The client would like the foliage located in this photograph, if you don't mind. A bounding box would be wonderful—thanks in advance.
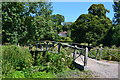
[35,51,73,73]
[111,25,120,47]
[52,14,65,33]
[2,45,33,77]
[63,22,72,31]
[113,1,120,25]
[52,14,65,25]
[102,46,120,61]
[89,45,120,61]
[71,4,112,46]
[2,2,57,45]
[56,36,72,42]
[88,4,110,17]
[6,71,25,78]
[56,69,93,78]
[24,71,56,78]
[110,1,120,47]
[2,2,27,44]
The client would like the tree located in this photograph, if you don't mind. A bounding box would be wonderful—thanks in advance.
[88,4,110,18]
[71,4,112,46]
[113,1,120,25]
[52,14,64,25]
[2,2,56,45]
[62,22,72,31]
[52,14,65,33]
[21,2,55,43]
[110,1,120,47]
[2,2,27,44]
[111,25,120,46]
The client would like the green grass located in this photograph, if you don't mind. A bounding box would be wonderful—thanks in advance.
[56,68,93,78]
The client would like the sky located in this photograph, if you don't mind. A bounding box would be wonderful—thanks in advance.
[52,2,114,22]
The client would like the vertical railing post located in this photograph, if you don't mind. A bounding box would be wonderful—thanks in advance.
[29,44,32,51]
[73,45,77,61]
[100,47,103,60]
[73,49,76,61]
[52,42,55,47]
[36,42,38,51]
[58,43,61,53]
[96,49,99,59]
[84,47,88,66]
[41,45,43,51]
[46,41,49,51]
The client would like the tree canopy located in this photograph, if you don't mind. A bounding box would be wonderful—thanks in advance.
[113,1,120,25]
[88,4,110,18]
[71,4,112,46]
[2,2,66,45]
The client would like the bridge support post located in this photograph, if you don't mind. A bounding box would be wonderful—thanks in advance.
[100,47,103,60]
[73,49,76,61]
[84,47,88,67]
[58,43,61,53]
[46,41,49,51]
[36,42,39,51]
[96,49,99,60]
[73,45,77,61]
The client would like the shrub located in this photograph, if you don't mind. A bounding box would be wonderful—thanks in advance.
[2,45,33,77]
[35,51,73,73]
[6,71,25,78]
[89,45,120,61]
[55,36,72,42]
[102,46,120,61]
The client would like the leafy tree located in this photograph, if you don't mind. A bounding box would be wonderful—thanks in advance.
[21,2,54,43]
[52,14,64,25]
[111,25,120,46]
[103,1,120,47]
[113,1,120,25]
[88,4,110,18]
[52,14,65,33]
[62,22,72,31]
[2,2,55,45]
[71,4,112,46]
[111,1,120,47]
[2,2,27,44]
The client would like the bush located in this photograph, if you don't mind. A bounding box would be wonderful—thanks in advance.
[55,36,72,42]
[35,51,73,73]
[6,71,25,78]
[2,45,33,77]
[102,46,120,61]
[89,45,120,61]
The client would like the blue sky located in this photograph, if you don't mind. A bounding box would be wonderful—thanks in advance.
[52,2,114,22]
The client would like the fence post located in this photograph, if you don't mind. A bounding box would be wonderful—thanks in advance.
[41,44,44,51]
[36,42,39,51]
[84,47,88,66]
[96,49,99,59]
[73,49,76,61]
[46,41,49,51]
[73,45,77,61]
[100,47,103,60]
[29,44,32,51]
[58,43,61,53]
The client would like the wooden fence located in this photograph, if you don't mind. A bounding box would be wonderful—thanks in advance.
[28,41,89,67]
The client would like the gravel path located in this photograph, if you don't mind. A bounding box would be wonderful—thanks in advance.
[74,54,118,78]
